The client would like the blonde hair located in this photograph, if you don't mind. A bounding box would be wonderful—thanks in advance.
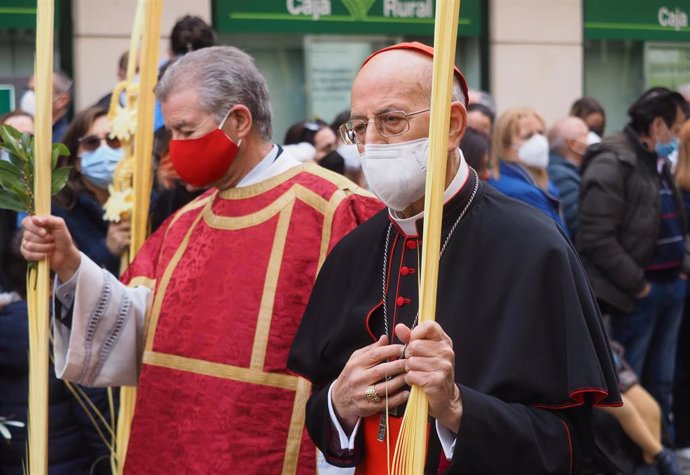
[491,107,548,189]
[675,120,690,191]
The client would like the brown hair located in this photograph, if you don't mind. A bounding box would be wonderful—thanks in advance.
[675,120,690,191]
[53,106,108,210]
[491,108,548,189]
[0,109,33,125]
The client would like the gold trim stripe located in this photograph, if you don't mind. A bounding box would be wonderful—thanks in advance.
[303,162,377,198]
[250,202,295,370]
[281,377,311,475]
[218,165,304,200]
[168,193,215,228]
[292,185,329,213]
[143,350,300,391]
[316,190,348,272]
[144,208,206,351]
[127,276,156,290]
[204,189,295,230]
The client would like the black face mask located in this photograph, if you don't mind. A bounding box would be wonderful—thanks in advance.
[319,150,345,175]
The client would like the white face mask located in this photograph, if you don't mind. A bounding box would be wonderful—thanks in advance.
[518,134,549,169]
[19,90,36,116]
[586,130,601,145]
[361,137,428,211]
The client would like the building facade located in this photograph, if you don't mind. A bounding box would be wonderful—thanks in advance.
[0,0,688,141]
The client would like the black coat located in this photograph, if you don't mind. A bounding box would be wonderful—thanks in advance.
[577,126,689,313]
[0,300,116,475]
[289,175,621,474]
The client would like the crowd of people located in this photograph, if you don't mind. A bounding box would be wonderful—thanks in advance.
[1,13,690,475]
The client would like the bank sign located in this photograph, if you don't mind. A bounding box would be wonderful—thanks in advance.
[585,0,690,41]
[214,0,482,37]
[0,0,63,29]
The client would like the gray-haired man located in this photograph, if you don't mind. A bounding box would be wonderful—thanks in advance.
[21,46,381,473]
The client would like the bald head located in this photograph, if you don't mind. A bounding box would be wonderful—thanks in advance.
[548,116,588,163]
[353,49,465,110]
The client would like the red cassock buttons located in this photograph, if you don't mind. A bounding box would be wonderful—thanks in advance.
[406,240,417,250]
[400,266,410,276]
[396,297,411,307]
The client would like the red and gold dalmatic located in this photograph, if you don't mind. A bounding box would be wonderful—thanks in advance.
[119,164,381,474]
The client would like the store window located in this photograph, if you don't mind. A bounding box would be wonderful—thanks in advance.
[583,0,690,134]
[214,0,485,143]
[0,1,65,115]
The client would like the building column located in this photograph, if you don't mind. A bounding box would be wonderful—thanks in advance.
[489,0,583,124]
[71,0,211,110]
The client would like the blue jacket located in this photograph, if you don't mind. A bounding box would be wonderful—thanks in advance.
[548,153,582,238]
[489,161,567,233]
[0,299,116,475]
[53,191,120,276]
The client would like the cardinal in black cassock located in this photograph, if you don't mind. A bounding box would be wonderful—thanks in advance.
[288,42,621,475]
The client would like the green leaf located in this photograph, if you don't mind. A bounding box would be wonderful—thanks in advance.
[51,167,71,196]
[0,189,26,212]
[0,159,21,177]
[6,180,30,209]
[0,126,21,158]
[51,143,69,169]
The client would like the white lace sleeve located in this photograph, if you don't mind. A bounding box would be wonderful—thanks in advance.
[53,252,152,387]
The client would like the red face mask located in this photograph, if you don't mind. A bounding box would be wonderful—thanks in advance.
[169,112,240,187]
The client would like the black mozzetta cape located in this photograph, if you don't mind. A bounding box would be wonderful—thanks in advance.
[288,174,621,474]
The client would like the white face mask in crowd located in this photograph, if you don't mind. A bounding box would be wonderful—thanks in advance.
[518,133,549,169]
[586,130,601,145]
[360,137,429,212]
[19,90,36,116]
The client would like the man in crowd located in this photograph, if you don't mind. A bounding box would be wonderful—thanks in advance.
[19,70,72,142]
[288,42,620,474]
[21,46,381,473]
[578,87,689,430]
[547,115,589,237]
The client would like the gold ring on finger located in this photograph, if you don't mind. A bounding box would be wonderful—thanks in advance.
[364,385,381,403]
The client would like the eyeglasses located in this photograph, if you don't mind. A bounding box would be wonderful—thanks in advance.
[79,134,122,151]
[339,108,430,145]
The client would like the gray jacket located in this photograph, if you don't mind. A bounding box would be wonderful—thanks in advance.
[577,126,689,313]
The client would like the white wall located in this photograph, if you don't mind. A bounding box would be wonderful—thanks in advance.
[72,0,211,110]
[489,0,583,126]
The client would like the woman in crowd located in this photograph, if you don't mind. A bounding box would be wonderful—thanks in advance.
[0,110,34,289]
[488,107,565,231]
[53,106,130,277]
[601,342,683,474]
[283,119,343,174]
[1,109,117,473]
[570,96,607,142]
[460,126,491,180]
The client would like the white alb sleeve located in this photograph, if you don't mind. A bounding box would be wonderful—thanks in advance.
[53,252,152,387]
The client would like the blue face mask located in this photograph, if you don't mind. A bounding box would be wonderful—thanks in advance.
[655,123,680,158]
[79,145,124,189]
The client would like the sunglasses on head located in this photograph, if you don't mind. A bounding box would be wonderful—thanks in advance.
[79,134,122,152]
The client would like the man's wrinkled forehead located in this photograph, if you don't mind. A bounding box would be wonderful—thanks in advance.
[351,52,430,114]
[360,41,468,105]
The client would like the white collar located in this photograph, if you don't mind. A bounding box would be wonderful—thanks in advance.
[389,150,470,236]
[236,145,301,188]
